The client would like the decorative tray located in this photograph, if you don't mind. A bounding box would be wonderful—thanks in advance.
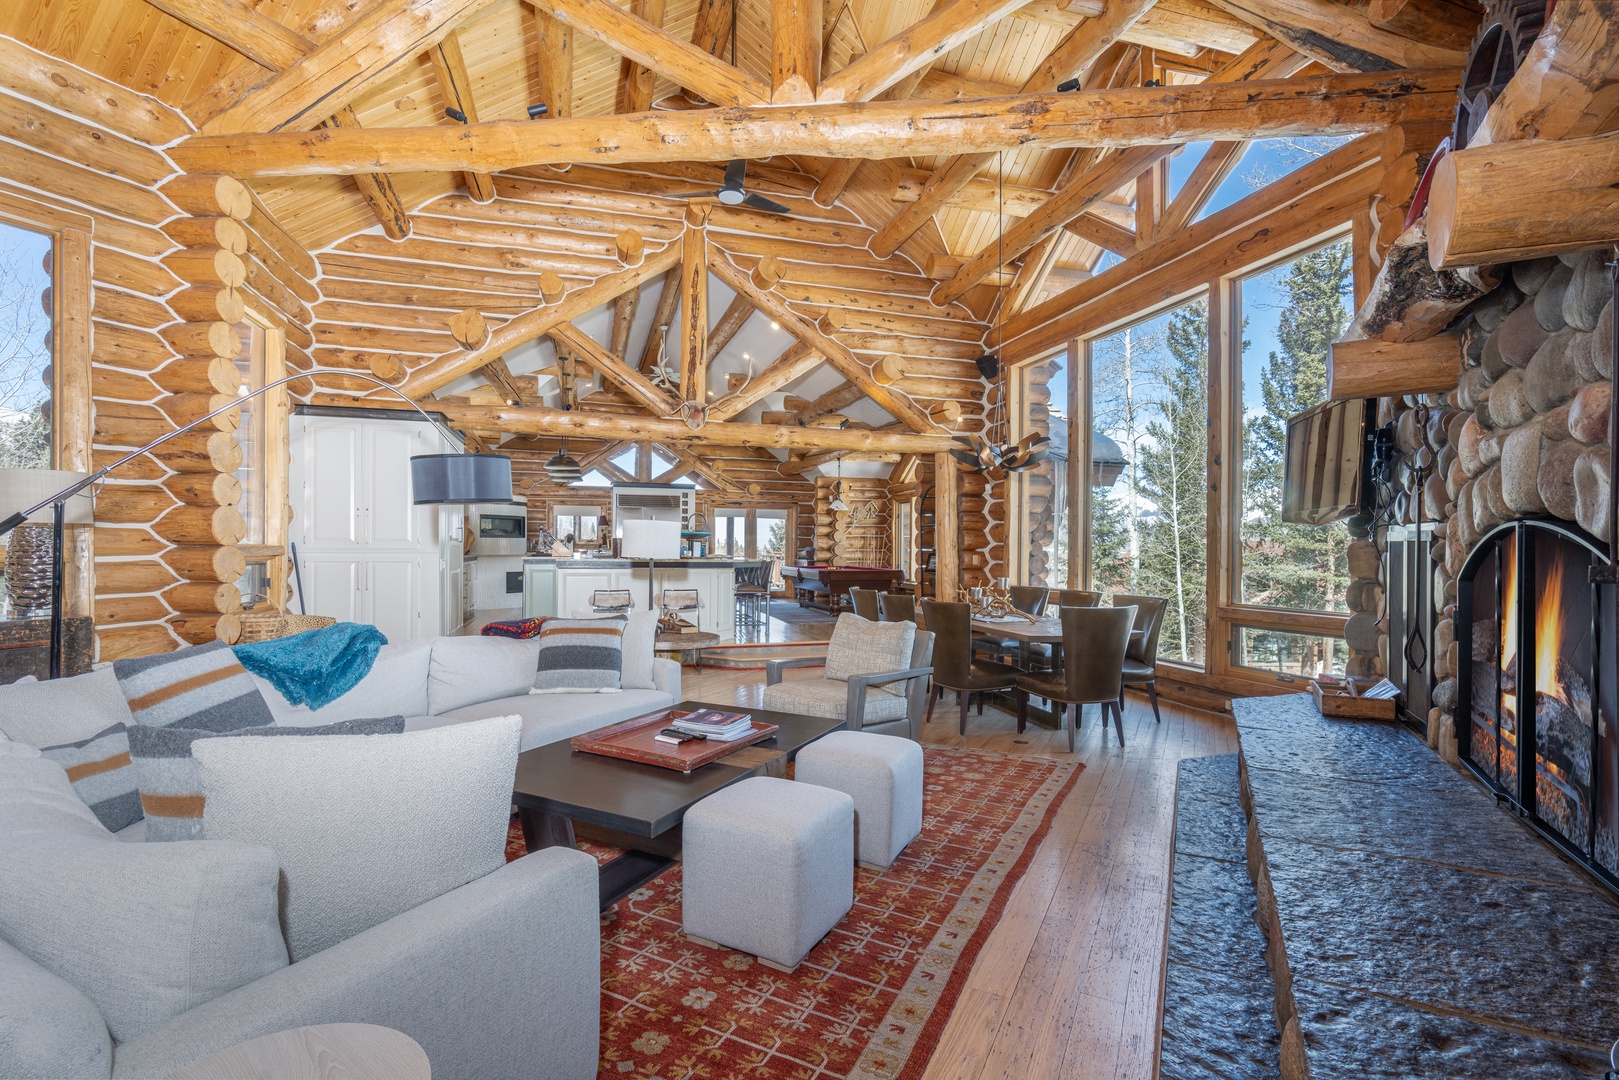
[571,709,779,772]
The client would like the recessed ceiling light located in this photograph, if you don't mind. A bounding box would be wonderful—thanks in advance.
[770,321,780,331]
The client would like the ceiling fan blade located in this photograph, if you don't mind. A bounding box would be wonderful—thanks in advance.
[666,191,719,200]
[724,158,747,190]
[740,192,792,215]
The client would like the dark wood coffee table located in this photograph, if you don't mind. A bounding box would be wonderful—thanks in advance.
[512,701,846,910]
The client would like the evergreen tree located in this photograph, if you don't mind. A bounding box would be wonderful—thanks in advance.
[1089,489,1133,594]
[1240,242,1353,671]
[1135,301,1209,663]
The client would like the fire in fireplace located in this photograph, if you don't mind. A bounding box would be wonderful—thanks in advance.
[1459,521,1619,889]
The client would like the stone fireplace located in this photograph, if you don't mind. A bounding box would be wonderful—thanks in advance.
[1458,521,1619,886]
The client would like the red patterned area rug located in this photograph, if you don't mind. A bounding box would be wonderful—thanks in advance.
[506,746,1081,1080]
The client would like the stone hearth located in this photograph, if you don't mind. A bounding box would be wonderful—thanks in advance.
[1231,694,1618,1079]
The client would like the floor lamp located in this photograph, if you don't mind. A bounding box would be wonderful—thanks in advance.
[0,372,511,679]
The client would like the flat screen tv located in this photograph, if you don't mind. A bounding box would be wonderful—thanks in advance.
[1282,398,1370,526]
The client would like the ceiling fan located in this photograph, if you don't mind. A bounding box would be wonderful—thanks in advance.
[667,159,791,215]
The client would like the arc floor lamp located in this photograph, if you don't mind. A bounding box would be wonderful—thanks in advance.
[0,372,512,679]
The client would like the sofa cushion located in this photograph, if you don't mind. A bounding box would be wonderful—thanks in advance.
[39,723,141,833]
[0,754,286,1044]
[438,689,676,751]
[572,608,658,690]
[0,667,135,748]
[195,715,521,962]
[427,636,541,714]
[762,679,907,722]
[113,641,275,733]
[824,614,916,684]
[531,616,624,694]
[128,716,406,842]
[254,639,432,726]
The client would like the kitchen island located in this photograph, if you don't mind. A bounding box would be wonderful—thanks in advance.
[522,557,766,639]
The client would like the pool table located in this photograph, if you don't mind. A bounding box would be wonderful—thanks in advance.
[782,565,905,612]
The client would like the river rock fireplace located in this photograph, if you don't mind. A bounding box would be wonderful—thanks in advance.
[1459,520,1619,887]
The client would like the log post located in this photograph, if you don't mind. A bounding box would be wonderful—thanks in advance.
[933,452,960,602]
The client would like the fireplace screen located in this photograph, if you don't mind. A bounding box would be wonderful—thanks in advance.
[1459,521,1618,886]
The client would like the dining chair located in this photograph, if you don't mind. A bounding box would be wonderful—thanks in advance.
[849,588,881,621]
[1112,593,1168,723]
[998,586,1051,668]
[878,592,916,623]
[1014,604,1136,750]
[921,601,1020,735]
[1055,589,1102,608]
[1007,586,1049,616]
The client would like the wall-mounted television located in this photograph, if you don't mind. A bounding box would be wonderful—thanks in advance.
[1282,398,1371,526]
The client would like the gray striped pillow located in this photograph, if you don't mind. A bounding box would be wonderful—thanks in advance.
[531,616,625,694]
[39,723,141,833]
[113,640,275,732]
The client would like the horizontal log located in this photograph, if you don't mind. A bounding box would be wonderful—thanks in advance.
[160,321,241,359]
[92,249,182,299]
[90,366,161,403]
[96,595,171,627]
[246,191,319,280]
[163,545,248,583]
[164,582,244,614]
[95,559,180,595]
[162,472,243,507]
[93,484,178,524]
[153,356,242,395]
[169,613,241,646]
[1427,131,1619,268]
[93,526,165,557]
[162,217,249,254]
[1327,332,1461,399]
[91,286,174,330]
[93,321,175,373]
[167,286,246,325]
[1353,220,1497,343]
[96,623,180,660]
[162,248,247,288]
[161,175,253,219]
[170,71,1460,176]
[151,430,243,475]
[153,505,246,546]
[156,393,240,432]
[243,253,313,323]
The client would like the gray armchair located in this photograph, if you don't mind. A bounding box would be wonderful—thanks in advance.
[762,630,934,741]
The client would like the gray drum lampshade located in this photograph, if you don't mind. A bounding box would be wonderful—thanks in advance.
[410,454,513,504]
[0,468,95,524]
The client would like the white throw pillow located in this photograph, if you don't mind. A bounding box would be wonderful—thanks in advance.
[824,613,917,683]
[0,755,286,1043]
[195,715,522,962]
[0,667,136,747]
[427,636,543,714]
[254,639,433,726]
[572,608,658,690]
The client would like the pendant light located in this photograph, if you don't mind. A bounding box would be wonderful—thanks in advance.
[828,454,850,512]
[544,438,582,483]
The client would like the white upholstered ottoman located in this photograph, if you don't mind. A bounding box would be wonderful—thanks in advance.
[795,730,924,869]
[681,776,854,971]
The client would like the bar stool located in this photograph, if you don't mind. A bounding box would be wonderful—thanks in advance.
[734,563,771,638]
[589,589,633,614]
[661,588,701,629]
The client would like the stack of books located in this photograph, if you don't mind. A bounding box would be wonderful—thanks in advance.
[670,709,755,742]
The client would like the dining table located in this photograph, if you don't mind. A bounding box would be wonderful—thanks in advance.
[968,614,1143,728]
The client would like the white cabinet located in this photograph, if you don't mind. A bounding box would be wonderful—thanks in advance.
[290,414,465,642]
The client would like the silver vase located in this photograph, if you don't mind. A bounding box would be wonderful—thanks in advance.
[5,523,54,616]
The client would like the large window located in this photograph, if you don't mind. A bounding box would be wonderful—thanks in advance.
[712,506,794,590]
[1089,296,1209,665]
[0,220,54,468]
[893,501,913,581]
[1018,352,1068,588]
[1236,241,1354,615]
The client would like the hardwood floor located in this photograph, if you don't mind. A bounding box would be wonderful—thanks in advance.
[669,610,1239,1080]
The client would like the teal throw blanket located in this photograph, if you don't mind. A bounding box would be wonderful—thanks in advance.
[234,622,388,711]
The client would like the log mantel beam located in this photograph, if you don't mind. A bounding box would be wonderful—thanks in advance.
[1205,0,1467,72]
[170,70,1461,177]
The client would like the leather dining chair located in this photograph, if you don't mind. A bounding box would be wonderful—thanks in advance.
[1055,589,1102,608]
[1014,604,1136,750]
[1008,586,1049,616]
[921,600,1020,735]
[1112,593,1168,723]
[849,588,881,621]
[878,592,916,623]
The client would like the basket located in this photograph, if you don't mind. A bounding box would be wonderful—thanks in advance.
[236,609,336,643]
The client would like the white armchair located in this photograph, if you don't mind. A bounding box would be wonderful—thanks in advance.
[762,615,934,741]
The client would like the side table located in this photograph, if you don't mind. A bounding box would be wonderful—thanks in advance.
[655,630,721,669]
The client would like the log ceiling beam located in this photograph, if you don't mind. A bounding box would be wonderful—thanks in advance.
[1155,139,1245,236]
[1204,0,1467,72]
[653,445,742,490]
[400,242,682,399]
[141,0,307,69]
[172,68,1458,177]
[637,267,683,373]
[679,215,709,403]
[707,249,940,434]
[534,6,574,118]
[690,0,735,58]
[867,27,1147,258]
[706,292,755,357]
[890,165,1135,226]
[323,111,413,239]
[816,0,1030,104]
[427,32,495,201]
[808,67,931,208]
[931,37,1312,303]
[480,357,526,405]
[789,380,865,425]
[200,0,500,134]
[772,0,822,104]
[616,0,668,113]
[410,400,962,452]
[549,321,681,416]
[528,0,771,106]
[1064,209,1138,257]
[707,341,822,421]
[1000,232,1063,319]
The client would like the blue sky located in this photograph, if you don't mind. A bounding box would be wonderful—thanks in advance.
[0,220,53,416]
